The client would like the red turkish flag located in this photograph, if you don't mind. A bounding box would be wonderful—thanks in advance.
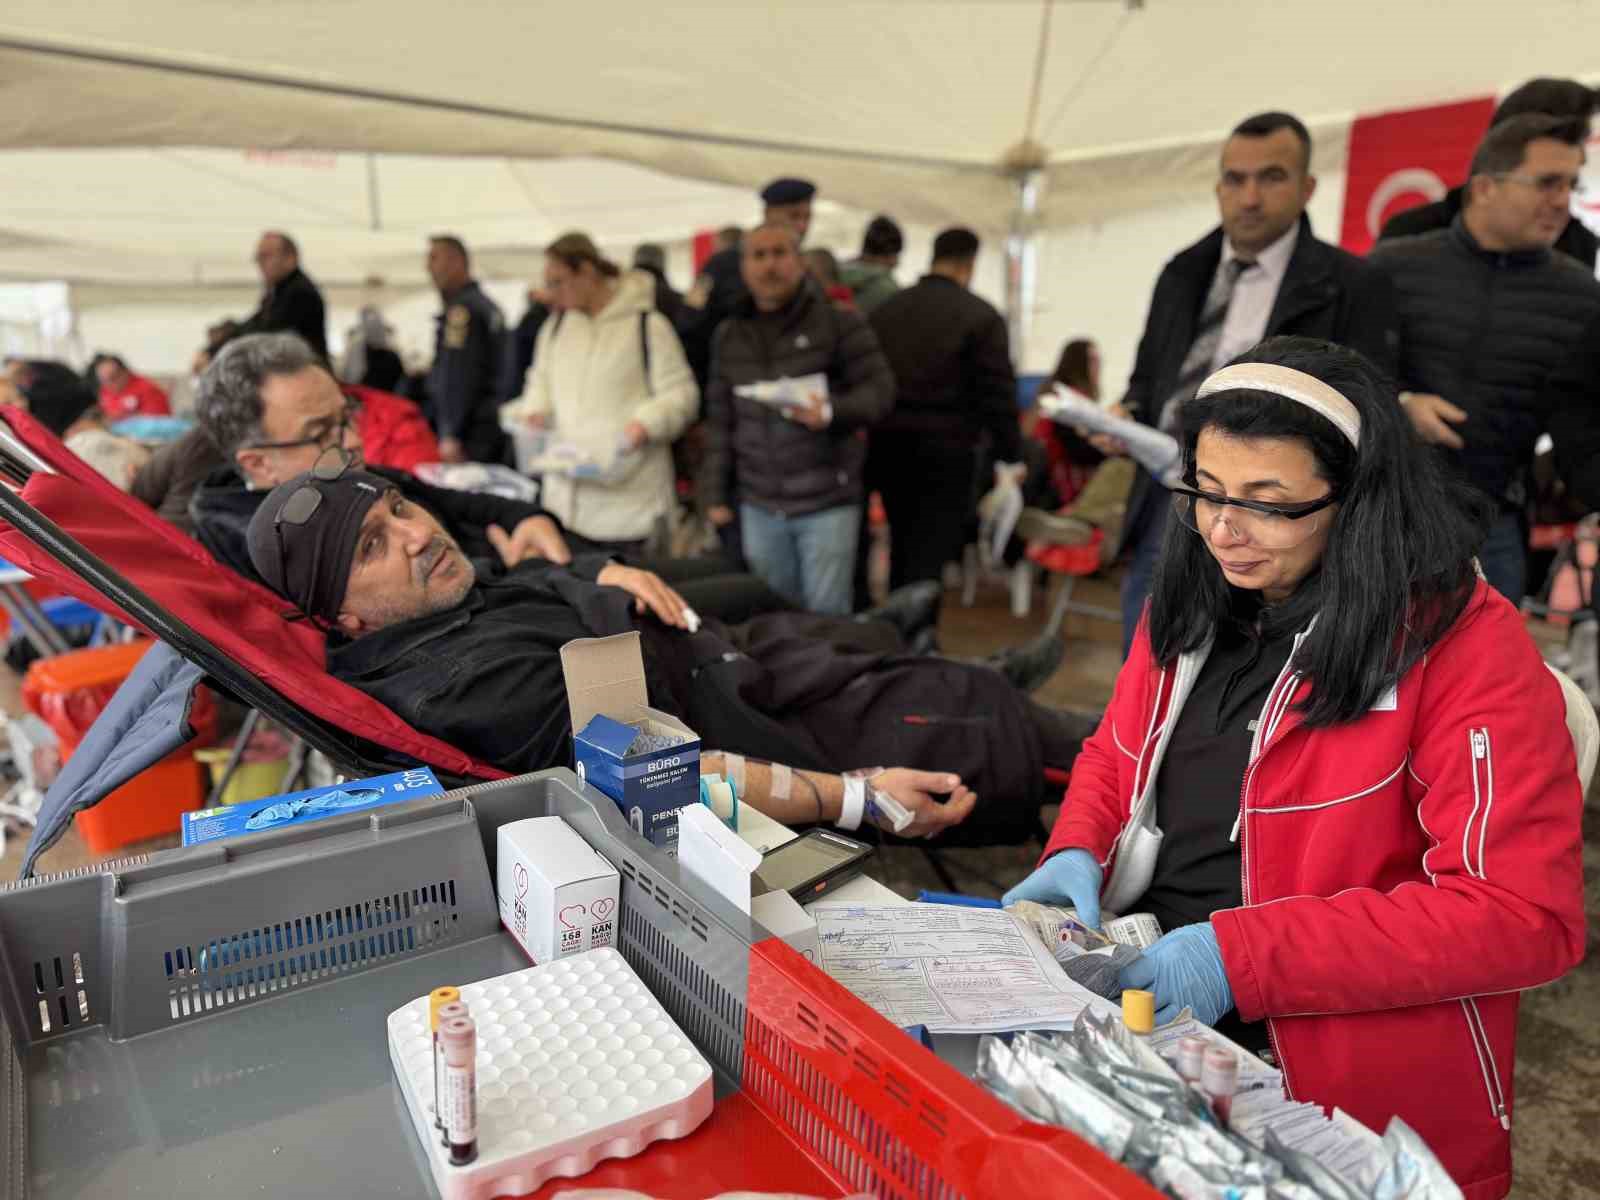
[1340,96,1496,255]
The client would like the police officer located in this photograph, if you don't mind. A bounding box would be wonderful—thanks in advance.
[425,234,509,464]
[680,177,816,385]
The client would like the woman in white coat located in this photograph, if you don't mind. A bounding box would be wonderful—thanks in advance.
[506,232,699,554]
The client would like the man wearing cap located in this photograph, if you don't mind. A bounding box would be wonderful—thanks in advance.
[247,467,1098,846]
[680,177,816,385]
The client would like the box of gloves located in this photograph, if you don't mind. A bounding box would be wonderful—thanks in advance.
[179,767,443,845]
[561,632,700,854]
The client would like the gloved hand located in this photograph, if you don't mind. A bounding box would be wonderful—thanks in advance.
[1119,923,1234,1026]
[1002,847,1102,929]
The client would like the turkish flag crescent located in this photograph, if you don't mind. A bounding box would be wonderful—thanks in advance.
[1340,96,1496,255]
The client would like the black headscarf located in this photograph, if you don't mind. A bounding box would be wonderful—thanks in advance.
[246,469,390,622]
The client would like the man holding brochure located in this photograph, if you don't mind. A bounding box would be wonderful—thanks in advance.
[699,223,895,615]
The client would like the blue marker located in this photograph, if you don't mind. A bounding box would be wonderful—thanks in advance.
[915,891,1003,909]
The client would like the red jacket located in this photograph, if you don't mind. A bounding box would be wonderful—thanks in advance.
[348,385,439,475]
[1043,582,1585,1200]
[99,374,170,419]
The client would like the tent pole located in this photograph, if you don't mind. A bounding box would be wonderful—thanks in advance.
[1005,167,1041,372]
[366,152,381,231]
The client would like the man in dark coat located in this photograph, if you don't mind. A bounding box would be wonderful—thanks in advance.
[698,222,895,615]
[868,227,1019,590]
[1369,114,1600,602]
[1379,77,1598,270]
[233,231,328,359]
[1108,112,1398,655]
[424,234,509,464]
[679,178,816,384]
[246,468,1098,846]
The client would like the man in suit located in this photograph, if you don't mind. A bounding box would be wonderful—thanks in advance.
[1107,111,1398,655]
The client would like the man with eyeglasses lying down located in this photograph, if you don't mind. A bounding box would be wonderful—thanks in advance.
[242,461,1102,848]
[1368,112,1600,605]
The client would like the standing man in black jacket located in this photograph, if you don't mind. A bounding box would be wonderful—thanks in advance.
[1369,114,1600,603]
[699,223,895,615]
[1108,111,1397,655]
[1379,78,1598,270]
[868,227,1019,591]
[424,234,509,465]
[680,178,816,385]
[234,231,328,360]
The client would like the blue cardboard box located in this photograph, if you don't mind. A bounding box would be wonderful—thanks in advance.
[180,767,444,845]
[560,632,700,854]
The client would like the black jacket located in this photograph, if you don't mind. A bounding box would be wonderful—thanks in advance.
[1120,216,1399,550]
[426,280,508,462]
[678,246,746,384]
[868,274,1020,461]
[330,562,635,775]
[637,264,686,330]
[699,279,895,515]
[236,267,328,359]
[499,299,551,404]
[1379,186,1600,270]
[1368,219,1600,508]
[188,463,557,587]
[329,564,1050,841]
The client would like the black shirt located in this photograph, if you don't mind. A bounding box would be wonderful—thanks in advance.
[1138,610,1295,934]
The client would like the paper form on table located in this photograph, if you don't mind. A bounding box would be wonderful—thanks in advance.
[811,902,1121,1035]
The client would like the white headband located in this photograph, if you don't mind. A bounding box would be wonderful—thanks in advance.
[1194,363,1362,449]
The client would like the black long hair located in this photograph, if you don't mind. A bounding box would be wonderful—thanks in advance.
[1148,336,1493,727]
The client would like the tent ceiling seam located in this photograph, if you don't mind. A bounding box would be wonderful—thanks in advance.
[0,35,998,174]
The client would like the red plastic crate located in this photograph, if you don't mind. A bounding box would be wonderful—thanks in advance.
[740,939,1161,1199]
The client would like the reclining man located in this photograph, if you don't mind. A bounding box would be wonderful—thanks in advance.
[245,465,1098,845]
[190,332,814,628]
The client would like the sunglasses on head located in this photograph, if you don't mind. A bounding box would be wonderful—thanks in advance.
[271,446,352,593]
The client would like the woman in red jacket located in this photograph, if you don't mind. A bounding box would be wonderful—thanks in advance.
[1005,336,1585,1200]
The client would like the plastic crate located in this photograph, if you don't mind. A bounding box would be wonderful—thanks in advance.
[0,769,1157,1200]
[69,747,204,853]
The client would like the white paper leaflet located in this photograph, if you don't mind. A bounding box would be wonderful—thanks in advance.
[812,902,1121,1034]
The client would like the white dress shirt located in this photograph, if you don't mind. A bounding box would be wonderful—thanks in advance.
[1211,223,1300,370]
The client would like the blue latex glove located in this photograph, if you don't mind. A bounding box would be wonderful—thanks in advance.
[1119,923,1234,1026]
[1002,847,1102,929]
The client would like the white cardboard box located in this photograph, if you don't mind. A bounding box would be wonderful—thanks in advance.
[677,803,762,914]
[751,889,821,966]
[497,817,620,964]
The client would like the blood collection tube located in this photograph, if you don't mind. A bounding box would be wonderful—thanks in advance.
[441,1014,479,1165]
[1201,1046,1239,1124]
[428,987,460,1132]
[1175,1035,1208,1084]
[434,1001,470,1140]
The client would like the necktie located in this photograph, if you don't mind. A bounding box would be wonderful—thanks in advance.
[1158,258,1256,433]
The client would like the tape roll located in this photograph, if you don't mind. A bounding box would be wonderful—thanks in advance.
[700,777,737,823]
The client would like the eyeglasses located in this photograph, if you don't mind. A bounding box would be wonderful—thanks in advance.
[245,397,360,452]
[271,446,352,589]
[1495,172,1586,199]
[1170,485,1339,548]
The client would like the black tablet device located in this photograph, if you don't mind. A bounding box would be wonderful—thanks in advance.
[753,829,874,902]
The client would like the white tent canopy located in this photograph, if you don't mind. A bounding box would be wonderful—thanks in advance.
[2,2,1599,374]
